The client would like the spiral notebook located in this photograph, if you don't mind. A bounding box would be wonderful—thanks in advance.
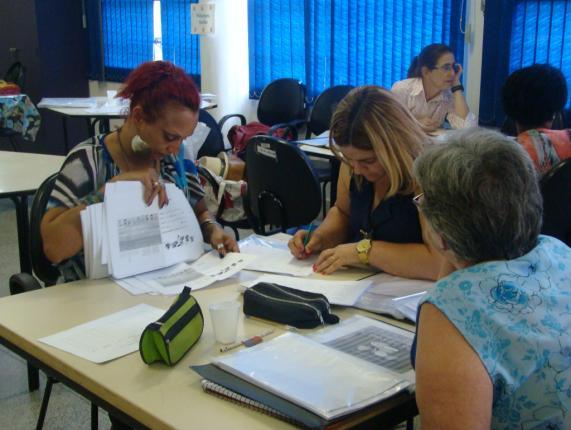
[200,379,304,427]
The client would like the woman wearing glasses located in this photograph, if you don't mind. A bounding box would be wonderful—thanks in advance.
[392,43,477,131]
[288,86,442,280]
[412,128,571,428]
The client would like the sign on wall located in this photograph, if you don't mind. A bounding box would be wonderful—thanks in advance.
[191,3,215,35]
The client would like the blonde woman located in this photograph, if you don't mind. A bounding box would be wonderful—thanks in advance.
[288,86,441,280]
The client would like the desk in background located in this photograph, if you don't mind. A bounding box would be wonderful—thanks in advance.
[39,97,218,153]
[0,278,417,429]
[0,151,64,273]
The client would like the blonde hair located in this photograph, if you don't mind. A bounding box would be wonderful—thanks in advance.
[330,85,428,197]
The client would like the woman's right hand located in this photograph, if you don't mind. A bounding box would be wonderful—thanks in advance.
[288,229,324,260]
[111,168,169,208]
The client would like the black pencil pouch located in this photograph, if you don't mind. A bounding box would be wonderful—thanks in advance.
[243,282,340,329]
[139,287,204,366]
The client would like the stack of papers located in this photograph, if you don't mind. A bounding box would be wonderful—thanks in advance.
[38,97,97,108]
[81,181,204,279]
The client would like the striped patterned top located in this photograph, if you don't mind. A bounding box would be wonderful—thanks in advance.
[48,134,205,281]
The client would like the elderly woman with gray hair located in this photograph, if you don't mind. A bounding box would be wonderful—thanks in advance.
[412,128,571,429]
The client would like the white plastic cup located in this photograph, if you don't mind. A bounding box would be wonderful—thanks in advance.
[209,301,241,344]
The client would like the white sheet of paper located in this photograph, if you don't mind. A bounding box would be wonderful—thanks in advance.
[104,182,203,279]
[241,274,371,306]
[240,243,314,277]
[38,304,165,363]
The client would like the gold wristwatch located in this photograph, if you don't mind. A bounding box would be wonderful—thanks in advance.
[356,239,372,265]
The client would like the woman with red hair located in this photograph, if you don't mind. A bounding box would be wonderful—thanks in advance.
[42,61,238,281]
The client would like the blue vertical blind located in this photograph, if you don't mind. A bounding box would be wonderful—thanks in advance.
[509,1,571,105]
[248,0,466,99]
[161,0,201,85]
[101,0,154,82]
[480,0,571,125]
[87,0,201,82]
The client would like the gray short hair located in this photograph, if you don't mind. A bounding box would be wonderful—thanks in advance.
[413,128,542,263]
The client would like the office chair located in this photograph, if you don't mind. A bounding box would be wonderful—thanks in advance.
[197,109,226,158]
[540,158,571,246]
[305,85,353,139]
[220,78,307,141]
[304,85,354,215]
[244,135,321,235]
[9,173,98,430]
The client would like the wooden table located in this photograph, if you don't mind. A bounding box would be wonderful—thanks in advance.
[0,151,64,273]
[0,278,417,429]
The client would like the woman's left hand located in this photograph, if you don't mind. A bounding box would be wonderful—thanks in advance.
[313,243,360,275]
[208,225,239,257]
[453,63,463,85]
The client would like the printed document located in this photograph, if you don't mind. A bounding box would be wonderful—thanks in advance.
[81,181,204,279]
[115,251,257,295]
[39,304,165,363]
[240,243,314,277]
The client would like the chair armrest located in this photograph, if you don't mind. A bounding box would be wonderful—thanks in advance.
[9,272,42,295]
[219,114,247,130]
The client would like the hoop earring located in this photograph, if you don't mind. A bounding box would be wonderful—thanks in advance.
[131,135,150,155]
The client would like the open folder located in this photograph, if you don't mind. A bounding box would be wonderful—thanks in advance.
[192,316,415,428]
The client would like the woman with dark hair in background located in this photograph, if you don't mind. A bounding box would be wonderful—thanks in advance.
[392,43,476,131]
[41,61,238,282]
[502,63,571,174]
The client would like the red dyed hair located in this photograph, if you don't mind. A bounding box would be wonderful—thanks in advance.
[118,61,200,123]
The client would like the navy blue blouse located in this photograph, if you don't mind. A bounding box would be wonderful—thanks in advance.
[348,178,422,244]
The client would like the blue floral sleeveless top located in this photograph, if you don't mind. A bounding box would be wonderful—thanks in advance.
[417,235,571,429]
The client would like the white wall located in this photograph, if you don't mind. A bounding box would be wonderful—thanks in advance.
[464,0,485,117]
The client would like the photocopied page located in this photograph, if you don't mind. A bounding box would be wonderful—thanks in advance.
[241,274,371,306]
[104,181,203,279]
[214,332,409,421]
[309,315,415,384]
[38,304,165,363]
[115,251,258,295]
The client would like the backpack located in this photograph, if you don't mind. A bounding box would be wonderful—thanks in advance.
[227,121,270,159]
[198,165,247,223]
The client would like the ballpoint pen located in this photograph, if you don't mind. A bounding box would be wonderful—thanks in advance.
[220,329,275,353]
[303,223,315,255]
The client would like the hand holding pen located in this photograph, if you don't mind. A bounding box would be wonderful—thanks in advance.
[288,223,322,260]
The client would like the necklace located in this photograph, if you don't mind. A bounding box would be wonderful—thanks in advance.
[116,127,133,172]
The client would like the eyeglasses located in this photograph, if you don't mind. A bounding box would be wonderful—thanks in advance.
[433,63,458,73]
[412,193,424,209]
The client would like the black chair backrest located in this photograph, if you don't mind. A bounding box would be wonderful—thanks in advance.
[31,173,60,285]
[540,158,571,246]
[306,85,354,138]
[244,135,321,234]
[4,61,26,90]
[197,109,225,159]
[257,78,307,127]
